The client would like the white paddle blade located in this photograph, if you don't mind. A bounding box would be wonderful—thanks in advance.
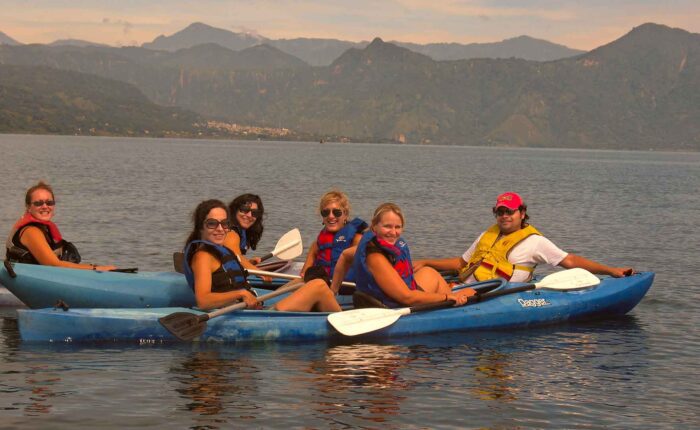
[273,229,303,260]
[535,268,600,290]
[328,307,409,336]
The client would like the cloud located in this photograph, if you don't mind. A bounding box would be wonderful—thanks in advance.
[231,25,262,37]
[394,0,576,21]
[102,17,133,35]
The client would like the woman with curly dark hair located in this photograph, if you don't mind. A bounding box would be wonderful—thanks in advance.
[223,193,273,280]
[226,194,264,258]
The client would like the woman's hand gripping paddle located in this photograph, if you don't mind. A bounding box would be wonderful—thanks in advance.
[159,280,304,341]
[327,268,601,336]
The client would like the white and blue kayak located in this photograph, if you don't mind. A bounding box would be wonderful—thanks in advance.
[17,272,654,343]
[0,261,299,309]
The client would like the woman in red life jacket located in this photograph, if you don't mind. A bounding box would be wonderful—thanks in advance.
[5,181,117,271]
[299,190,367,292]
[331,203,476,308]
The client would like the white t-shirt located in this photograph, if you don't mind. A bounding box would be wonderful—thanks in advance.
[461,232,568,283]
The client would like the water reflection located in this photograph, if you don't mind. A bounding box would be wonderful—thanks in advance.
[23,368,60,415]
[472,350,518,401]
[1,316,60,416]
[1,315,21,351]
[170,348,260,429]
[307,343,414,427]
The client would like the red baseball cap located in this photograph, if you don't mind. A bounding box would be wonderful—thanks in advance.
[494,192,523,210]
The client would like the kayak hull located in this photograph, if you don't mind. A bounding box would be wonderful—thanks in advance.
[18,272,654,343]
[0,262,291,309]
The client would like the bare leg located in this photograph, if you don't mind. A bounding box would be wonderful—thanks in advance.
[414,267,451,294]
[273,279,341,312]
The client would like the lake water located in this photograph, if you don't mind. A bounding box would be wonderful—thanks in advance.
[1,134,699,429]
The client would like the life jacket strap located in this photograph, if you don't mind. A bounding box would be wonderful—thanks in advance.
[479,261,512,280]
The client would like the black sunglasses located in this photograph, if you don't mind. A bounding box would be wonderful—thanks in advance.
[238,206,262,218]
[31,200,56,207]
[321,208,344,218]
[493,207,518,217]
[204,218,230,230]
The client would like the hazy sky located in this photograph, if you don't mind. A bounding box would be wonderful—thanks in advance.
[2,0,699,50]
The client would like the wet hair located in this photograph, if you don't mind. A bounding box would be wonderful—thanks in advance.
[319,190,351,215]
[25,181,55,206]
[228,193,264,250]
[186,199,229,246]
[370,202,405,229]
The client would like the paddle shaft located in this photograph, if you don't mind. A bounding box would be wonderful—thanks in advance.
[409,280,572,313]
[404,283,536,314]
[3,260,17,278]
[206,281,304,320]
[247,268,356,288]
[466,283,536,304]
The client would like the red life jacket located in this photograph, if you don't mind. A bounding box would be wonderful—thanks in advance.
[315,229,335,276]
[5,213,80,264]
[12,213,63,243]
[374,237,418,291]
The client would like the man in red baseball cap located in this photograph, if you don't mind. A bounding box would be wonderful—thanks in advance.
[414,192,634,283]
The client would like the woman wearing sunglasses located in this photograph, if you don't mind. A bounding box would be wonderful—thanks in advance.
[299,190,367,290]
[226,194,264,260]
[223,193,273,281]
[5,181,117,271]
[185,199,340,312]
[330,203,476,308]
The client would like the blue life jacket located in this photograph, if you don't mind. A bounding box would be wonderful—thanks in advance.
[183,240,248,292]
[315,217,367,281]
[231,226,248,255]
[353,231,417,308]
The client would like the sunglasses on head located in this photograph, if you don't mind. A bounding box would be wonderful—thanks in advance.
[31,200,56,207]
[204,218,230,230]
[238,206,262,218]
[321,208,344,218]
[493,207,518,217]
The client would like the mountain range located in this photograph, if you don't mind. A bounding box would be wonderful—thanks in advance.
[0,64,202,137]
[0,22,698,150]
[0,31,20,46]
[144,22,585,65]
[2,22,583,65]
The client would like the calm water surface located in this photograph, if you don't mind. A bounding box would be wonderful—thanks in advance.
[1,134,699,429]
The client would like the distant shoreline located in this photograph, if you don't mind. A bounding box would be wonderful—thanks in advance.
[3,131,696,153]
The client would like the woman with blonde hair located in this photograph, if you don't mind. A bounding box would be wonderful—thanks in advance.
[299,190,367,290]
[331,203,476,308]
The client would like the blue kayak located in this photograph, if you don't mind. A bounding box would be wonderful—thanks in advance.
[17,272,654,343]
[0,262,292,309]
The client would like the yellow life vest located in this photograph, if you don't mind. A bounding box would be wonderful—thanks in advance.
[460,224,542,281]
